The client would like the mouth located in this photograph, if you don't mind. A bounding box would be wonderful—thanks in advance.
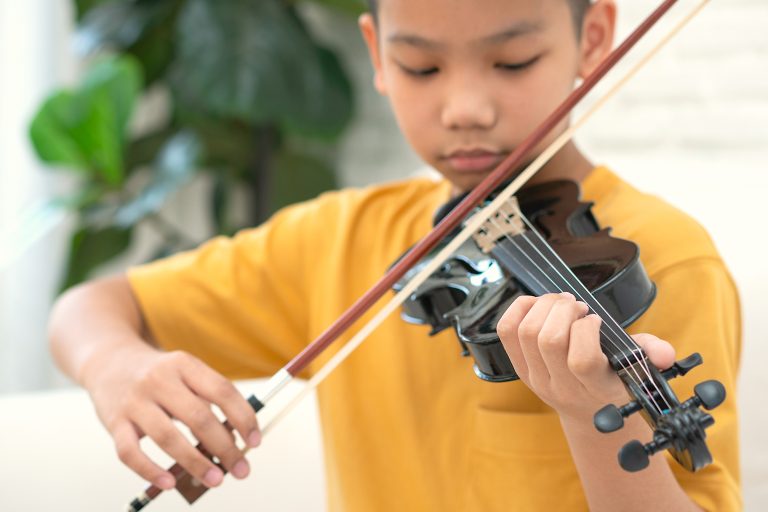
[442,148,506,173]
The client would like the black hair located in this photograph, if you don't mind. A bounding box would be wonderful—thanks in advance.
[366,0,592,37]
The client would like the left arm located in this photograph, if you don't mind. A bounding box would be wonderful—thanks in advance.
[497,292,702,512]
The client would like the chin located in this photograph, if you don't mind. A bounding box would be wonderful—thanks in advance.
[447,174,490,194]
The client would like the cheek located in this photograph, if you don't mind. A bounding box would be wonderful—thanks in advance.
[498,63,578,140]
[385,79,440,152]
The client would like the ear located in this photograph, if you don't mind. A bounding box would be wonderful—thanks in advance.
[577,0,616,79]
[359,13,388,95]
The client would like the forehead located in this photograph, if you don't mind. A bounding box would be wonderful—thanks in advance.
[377,0,573,46]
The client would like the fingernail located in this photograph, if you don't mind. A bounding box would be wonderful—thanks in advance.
[248,430,261,447]
[232,459,250,479]
[156,473,175,490]
[204,467,224,487]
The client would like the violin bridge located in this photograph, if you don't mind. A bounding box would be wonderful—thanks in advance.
[473,198,526,253]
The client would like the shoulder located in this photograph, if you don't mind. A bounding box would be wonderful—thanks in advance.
[226,175,452,271]
[263,175,450,247]
[584,167,722,276]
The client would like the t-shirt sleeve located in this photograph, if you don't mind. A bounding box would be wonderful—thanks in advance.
[628,257,742,511]
[126,202,312,380]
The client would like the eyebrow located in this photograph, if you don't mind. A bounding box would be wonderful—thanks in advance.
[387,21,543,49]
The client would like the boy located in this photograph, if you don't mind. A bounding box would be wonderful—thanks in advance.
[49,0,740,510]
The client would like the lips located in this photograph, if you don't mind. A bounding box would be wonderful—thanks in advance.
[444,149,505,173]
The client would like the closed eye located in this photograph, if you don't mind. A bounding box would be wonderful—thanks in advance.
[398,64,439,77]
[495,55,540,72]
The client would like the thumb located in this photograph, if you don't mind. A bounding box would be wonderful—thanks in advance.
[632,333,676,370]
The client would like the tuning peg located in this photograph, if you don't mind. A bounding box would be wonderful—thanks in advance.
[594,400,642,433]
[692,380,726,410]
[661,352,703,381]
[619,435,671,472]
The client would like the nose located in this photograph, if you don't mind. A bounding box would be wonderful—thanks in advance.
[440,79,497,131]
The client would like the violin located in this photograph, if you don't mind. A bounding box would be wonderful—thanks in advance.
[125,1,717,509]
[395,179,726,472]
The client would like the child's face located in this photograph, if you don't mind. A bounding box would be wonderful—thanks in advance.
[360,0,614,192]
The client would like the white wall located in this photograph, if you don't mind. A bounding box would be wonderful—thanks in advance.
[0,0,77,392]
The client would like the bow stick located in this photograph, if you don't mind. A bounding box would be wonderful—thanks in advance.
[127,0,709,509]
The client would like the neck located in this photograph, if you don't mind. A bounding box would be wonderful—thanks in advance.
[527,140,594,186]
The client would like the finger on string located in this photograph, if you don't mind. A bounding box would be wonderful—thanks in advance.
[632,333,676,370]
[538,293,589,383]
[566,314,624,399]
[515,293,566,387]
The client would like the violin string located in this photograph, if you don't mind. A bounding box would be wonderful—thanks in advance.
[485,215,641,362]
[485,217,659,413]
[487,214,671,413]
[514,214,672,412]
[250,0,706,452]
[487,219,667,415]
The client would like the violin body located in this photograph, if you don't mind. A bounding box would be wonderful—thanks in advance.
[394,180,725,473]
[394,180,656,382]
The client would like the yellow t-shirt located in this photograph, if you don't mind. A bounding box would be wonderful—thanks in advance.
[128,166,741,511]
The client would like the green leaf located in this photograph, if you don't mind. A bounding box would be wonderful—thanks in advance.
[60,225,133,292]
[29,91,92,171]
[114,131,201,226]
[271,147,337,212]
[171,0,353,140]
[76,0,179,86]
[28,55,142,186]
[29,89,122,183]
[81,55,143,142]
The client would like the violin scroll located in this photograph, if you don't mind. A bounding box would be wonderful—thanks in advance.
[594,352,726,472]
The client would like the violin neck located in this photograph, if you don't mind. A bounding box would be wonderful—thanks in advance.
[488,229,645,372]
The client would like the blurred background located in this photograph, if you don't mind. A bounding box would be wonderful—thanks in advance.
[0,0,766,509]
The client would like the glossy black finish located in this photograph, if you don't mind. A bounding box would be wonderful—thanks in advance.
[394,180,655,382]
[393,180,726,474]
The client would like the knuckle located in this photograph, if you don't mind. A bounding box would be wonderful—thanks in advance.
[166,350,196,370]
[159,350,191,370]
[115,440,137,466]
[188,406,217,432]
[503,296,533,321]
[154,424,181,448]
[213,378,237,400]
[538,329,566,351]
[512,295,537,308]
[496,319,515,341]
[518,319,540,342]
[567,353,603,376]
[230,408,256,435]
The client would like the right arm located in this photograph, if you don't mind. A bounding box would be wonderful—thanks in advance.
[48,274,262,490]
